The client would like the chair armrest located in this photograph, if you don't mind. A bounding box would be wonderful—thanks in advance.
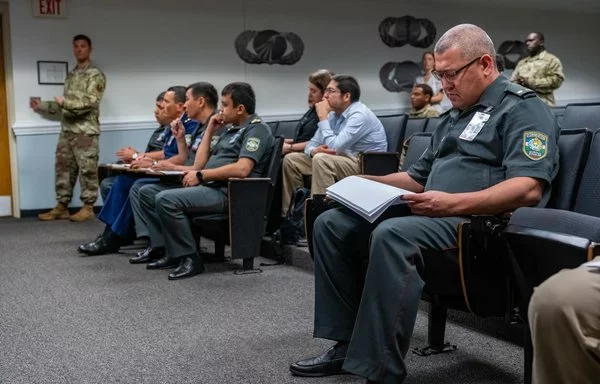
[359,152,399,176]
[228,177,271,183]
[507,207,600,242]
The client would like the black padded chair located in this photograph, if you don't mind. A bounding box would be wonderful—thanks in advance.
[275,120,300,140]
[403,118,428,142]
[503,128,597,383]
[401,132,431,171]
[190,136,285,272]
[267,121,279,134]
[359,114,408,176]
[560,102,600,130]
[424,117,441,133]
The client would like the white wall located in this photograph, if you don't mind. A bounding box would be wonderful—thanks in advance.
[6,0,600,211]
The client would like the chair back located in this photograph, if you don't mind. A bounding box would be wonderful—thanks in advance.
[424,117,441,133]
[547,128,592,210]
[403,118,428,145]
[402,132,431,170]
[561,102,600,130]
[275,120,300,140]
[378,114,408,152]
[573,129,600,217]
[267,121,279,135]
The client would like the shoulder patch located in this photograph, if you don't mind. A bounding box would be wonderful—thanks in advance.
[506,83,535,98]
[245,137,261,152]
[523,131,548,160]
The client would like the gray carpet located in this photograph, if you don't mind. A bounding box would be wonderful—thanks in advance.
[0,218,523,383]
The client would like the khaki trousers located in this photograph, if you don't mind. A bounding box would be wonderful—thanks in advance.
[281,152,360,215]
[529,259,600,384]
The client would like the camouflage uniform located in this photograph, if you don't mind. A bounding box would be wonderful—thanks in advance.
[37,62,106,206]
[400,105,440,167]
[511,50,564,106]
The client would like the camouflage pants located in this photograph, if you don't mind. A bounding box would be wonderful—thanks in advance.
[55,130,99,204]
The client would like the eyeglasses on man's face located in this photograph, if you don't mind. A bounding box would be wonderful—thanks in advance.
[432,56,482,82]
[324,87,341,95]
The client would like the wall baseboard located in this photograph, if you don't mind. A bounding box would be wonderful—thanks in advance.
[20,205,103,218]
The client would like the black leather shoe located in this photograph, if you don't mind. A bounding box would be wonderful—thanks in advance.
[289,342,348,377]
[146,256,181,270]
[78,236,120,256]
[129,247,165,264]
[168,256,205,280]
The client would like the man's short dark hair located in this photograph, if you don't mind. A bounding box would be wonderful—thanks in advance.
[156,91,166,102]
[332,75,360,102]
[73,34,92,47]
[221,82,256,114]
[187,82,218,109]
[167,86,187,104]
[534,32,545,42]
[414,83,434,98]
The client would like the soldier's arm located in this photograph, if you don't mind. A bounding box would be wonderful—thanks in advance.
[62,71,106,114]
[526,58,565,92]
[35,100,63,118]
[510,62,521,82]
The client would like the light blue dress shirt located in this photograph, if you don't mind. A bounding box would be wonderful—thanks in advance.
[304,101,387,157]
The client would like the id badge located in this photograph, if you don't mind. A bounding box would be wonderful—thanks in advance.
[459,112,490,141]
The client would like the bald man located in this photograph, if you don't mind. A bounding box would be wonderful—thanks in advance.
[289,24,560,383]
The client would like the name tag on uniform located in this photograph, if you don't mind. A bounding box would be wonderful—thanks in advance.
[459,112,490,141]
[167,136,175,146]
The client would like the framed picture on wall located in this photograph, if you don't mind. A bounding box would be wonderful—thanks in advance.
[37,61,68,85]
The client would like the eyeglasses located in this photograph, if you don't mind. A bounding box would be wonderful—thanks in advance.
[324,87,341,95]
[432,56,482,82]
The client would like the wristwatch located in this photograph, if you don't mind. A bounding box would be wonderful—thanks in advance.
[152,160,158,166]
[131,152,139,160]
[196,171,204,184]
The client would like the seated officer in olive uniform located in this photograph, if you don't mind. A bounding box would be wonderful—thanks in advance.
[78,86,200,255]
[290,24,560,384]
[134,82,274,280]
[100,91,169,201]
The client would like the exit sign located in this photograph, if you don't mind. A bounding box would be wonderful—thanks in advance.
[32,0,67,18]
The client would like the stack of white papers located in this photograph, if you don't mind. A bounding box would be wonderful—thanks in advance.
[147,170,186,176]
[325,176,414,223]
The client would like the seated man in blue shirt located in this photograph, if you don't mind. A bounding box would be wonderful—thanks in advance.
[77,85,205,256]
[280,75,387,217]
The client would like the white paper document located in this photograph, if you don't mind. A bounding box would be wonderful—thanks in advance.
[325,176,415,223]
[147,170,186,175]
[584,258,600,269]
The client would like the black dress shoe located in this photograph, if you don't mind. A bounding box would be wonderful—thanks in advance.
[290,342,348,377]
[146,256,181,270]
[168,255,205,280]
[78,235,120,256]
[129,247,166,264]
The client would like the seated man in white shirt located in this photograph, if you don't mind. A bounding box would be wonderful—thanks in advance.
[280,75,387,216]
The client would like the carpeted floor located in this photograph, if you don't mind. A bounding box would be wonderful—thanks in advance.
[0,218,523,383]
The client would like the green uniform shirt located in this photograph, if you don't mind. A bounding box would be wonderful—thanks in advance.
[37,61,106,135]
[407,75,560,208]
[408,105,440,119]
[511,50,564,106]
[205,114,274,180]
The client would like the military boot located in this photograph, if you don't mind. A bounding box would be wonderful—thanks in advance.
[69,203,95,222]
[38,203,70,221]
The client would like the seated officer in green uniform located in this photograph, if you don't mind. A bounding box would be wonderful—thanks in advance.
[290,24,560,384]
[133,82,274,280]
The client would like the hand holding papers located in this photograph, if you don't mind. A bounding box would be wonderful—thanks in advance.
[325,176,415,223]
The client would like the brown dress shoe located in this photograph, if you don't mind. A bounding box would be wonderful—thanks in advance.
[38,203,70,221]
[69,204,95,222]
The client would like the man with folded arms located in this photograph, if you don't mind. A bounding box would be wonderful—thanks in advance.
[290,24,560,384]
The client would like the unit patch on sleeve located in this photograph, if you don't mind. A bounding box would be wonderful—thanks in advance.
[523,131,548,160]
[246,137,261,152]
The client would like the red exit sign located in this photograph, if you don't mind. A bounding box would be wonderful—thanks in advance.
[32,0,68,18]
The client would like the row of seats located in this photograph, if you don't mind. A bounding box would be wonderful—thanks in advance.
[552,102,600,130]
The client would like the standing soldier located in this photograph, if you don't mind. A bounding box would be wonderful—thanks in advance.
[511,32,564,106]
[31,34,106,221]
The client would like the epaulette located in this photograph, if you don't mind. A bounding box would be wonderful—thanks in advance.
[250,118,261,124]
[505,83,536,98]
